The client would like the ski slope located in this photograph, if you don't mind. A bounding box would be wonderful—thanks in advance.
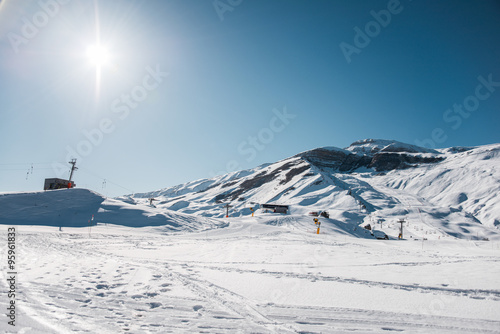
[1,216,499,333]
[0,188,225,231]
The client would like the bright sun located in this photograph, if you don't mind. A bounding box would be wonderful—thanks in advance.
[86,44,111,98]
[86,44,110,66]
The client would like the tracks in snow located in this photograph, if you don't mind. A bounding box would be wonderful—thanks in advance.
[184,264,500,301]
[6,228,500,333]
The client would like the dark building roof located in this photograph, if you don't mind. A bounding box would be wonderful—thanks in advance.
[261,203,289,209]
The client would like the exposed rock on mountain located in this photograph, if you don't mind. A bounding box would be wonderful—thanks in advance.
[297,139,444,172]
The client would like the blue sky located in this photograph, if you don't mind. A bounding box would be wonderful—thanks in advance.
[1,0,499,197]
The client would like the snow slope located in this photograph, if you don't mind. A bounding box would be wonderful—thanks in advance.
[376,143,500,228]
[0,188,225,232]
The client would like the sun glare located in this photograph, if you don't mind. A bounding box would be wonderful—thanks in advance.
[86,44,111,99]
[86,44,110,66]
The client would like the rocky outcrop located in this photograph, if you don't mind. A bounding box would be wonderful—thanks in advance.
[212,160,311,203]
[297,140,445,172]
[369,153,444,171]
[296,148,370,171]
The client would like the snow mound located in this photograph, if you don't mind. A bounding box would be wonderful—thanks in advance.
[0,189,104,227]
[0,189,225,232]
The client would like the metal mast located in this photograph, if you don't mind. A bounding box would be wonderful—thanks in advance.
[223,203,232,218]
[398,218,405,239]
[68,159,78,183]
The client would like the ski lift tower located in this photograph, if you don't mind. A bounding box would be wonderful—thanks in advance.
[68,159,78,187]
[223,203,232,218]
[398,218,405,239]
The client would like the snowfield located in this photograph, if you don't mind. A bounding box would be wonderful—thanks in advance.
[1,215,500,333]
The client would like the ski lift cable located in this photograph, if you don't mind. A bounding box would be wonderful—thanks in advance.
[0,162,55,166]
[78,167,134,194]
[0,162,59,172]
[0,167,54,171]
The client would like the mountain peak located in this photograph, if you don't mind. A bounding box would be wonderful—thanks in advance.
[295,139,443,172]
[345,139,440,155]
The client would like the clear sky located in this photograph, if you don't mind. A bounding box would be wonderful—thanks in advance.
[1,0,499,197]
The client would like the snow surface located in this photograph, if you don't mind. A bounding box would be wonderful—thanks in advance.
[1,215,499,333]
[0,189,224,231]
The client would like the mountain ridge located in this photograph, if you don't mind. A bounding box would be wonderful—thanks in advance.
[131,139,500,240]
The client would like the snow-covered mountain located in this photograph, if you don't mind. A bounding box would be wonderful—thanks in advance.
[133,139,500,240]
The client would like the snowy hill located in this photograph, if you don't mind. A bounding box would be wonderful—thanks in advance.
[0,188,224,232]
[133,139,500,240]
